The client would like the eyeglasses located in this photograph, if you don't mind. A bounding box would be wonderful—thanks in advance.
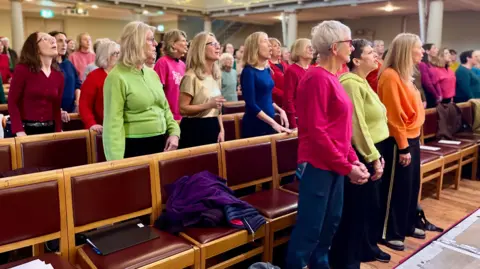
[329,39,353,50]
[111,51,120,57]
[146,37,157,44]
[37,36,54,44]
[206,41,220,48]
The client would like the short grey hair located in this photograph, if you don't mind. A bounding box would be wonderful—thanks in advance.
[95,40,120,69]
[373,40,384,46]
[219,53,234,68]
[311,20,351,58]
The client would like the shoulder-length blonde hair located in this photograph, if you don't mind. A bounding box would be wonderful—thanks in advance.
[290,38,311,63]
[186,31,221,80]
[76,32,91,51]
[380,33,421,82]
[118,21,156,68]
[163,29,187,57]
[243,32,268,67]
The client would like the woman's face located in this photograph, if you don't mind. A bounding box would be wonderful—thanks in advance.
[54,33,67,56]
[173,35,188,56]
[428,45,439,57]
[145,30,158,62]
[258,34,272,61]
[302,41,314,60]
[271,41,281,58]
[109,48,120,68]
[235,45,244,60]
[356,45,378,72]
[37,32,58,58]
[80,34,92,50]
[334,32,354,64]
[282,49,291,62]
[412,41,424,64]
[223,57,233,71]
[67,40,75,51]
[442,49,452,63]
[225,44,234,55]
[0,42,4,53]
[205,35,221,61]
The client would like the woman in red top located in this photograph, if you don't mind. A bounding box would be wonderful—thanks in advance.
[79,40,120,133]
[268,38,289,106]
[430,49,456,103]
[0,41,11,83]
[283,38,313,129]
[8,32,64,136]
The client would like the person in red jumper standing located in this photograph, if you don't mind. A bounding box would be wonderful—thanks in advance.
[8,32,64,136]
[285,21,370,269]
[79,40,120,133]
[283,38,313,130]
[268,38,289,106]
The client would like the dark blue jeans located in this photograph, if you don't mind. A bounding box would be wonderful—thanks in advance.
[285,163,344,269]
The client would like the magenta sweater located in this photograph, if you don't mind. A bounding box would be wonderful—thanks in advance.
[154,56,186,120]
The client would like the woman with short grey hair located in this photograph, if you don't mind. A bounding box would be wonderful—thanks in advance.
[286,20,369,269]
[79,40,120,133]
[219,53,238,101]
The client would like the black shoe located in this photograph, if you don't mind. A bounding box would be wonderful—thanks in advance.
[381,239,405,251]
[375,251,391,263]
[409,228,426,239]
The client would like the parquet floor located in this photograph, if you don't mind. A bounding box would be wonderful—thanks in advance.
[361,178,480,269]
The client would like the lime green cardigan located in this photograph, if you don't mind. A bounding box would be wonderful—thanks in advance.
[340,72,389,163]
[103,64,180,161]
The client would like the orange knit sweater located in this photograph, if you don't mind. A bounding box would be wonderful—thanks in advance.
[378,68,425,150]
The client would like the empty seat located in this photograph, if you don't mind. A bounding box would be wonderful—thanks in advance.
[0,170,74,268]
[222,114,237,141]
[0,253,75,269]
[274,134,298,184]
[419,152,444,201]
[16,130,91,170]
[282,181,299,193]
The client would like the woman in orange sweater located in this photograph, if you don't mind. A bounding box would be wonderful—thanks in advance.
[377,33,425,251]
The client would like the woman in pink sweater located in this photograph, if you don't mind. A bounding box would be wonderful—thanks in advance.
[430,49,456,103]
[69,33,95,81]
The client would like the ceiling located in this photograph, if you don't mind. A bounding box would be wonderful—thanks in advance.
[218,0,480,24]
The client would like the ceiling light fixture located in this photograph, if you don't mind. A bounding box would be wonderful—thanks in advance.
[142,9,149,14]
[25,0,34,2]
[91,4,98,9]
[382,2,399,12]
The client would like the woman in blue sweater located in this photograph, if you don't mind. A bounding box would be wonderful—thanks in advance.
[240,32,291,138]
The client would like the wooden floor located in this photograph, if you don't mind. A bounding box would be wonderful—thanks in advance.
[361,177,480,269]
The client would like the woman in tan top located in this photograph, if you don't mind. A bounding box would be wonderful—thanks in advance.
[178,32,226,148]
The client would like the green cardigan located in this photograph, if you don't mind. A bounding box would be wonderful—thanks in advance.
[340,72,389,163]
[103,64,180,161]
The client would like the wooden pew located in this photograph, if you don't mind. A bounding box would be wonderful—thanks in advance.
[0,138,16,174]
[0,170,75,268]
[63,157,199,268]
[223,101,245,115]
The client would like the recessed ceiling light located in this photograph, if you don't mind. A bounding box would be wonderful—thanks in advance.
[25,0,34,2]
[382,2,399,12]
[142,9,149,15]
[91,4,98,9]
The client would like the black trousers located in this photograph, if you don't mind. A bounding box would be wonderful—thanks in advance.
[179,117,220,149]
[124,134,166,159]
[380,137,421,242]
[329,139,393,269]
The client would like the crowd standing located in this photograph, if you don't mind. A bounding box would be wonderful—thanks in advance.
[2,18,480,269]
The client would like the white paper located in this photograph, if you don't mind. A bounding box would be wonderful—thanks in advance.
[438,140,462,145]
[421,145,441,151]
[10,259,54,269]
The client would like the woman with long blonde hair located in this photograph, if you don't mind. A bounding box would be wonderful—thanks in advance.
[102,21,180,161]
[377,33,426,251]
[178,32,226,148]
[240,32,290,138]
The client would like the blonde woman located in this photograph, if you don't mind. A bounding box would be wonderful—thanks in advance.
[219,53,237,101]
[241,32,290,138]
[103,21,180,161]
[378,33,426,251]
[268,38,289,105]
[154,29,188,120]
[283,38,313,129]
[69,32,95,81]
[178,32,225,148]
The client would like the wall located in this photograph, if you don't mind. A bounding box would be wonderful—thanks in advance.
[226,11,480,53]
[178,16,204,39]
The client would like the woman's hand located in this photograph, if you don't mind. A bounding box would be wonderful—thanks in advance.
[61,110,70,123]
[89,124,103,134]
[208,96,226,109]
[399,153,411,167]
[272,122,292,134]
[371,159,384,181]
[278,109,289,129]
[164,135,179,152]
[217,131,225,142]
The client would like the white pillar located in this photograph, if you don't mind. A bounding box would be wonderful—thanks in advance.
[426,0,444,46]
[281,12,287,47]
[10,0,24,53]
[286,11,297,49]
[204,17,212,33]
[418,0,426,42]
[401,16,408,33]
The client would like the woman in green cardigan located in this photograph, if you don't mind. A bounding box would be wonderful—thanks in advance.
[102,21,180,161]
[329,39,392,269]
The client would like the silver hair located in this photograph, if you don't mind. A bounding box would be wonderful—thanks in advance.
[95,40,120,69]
[311,20,351,58]
[219,52,234,67]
